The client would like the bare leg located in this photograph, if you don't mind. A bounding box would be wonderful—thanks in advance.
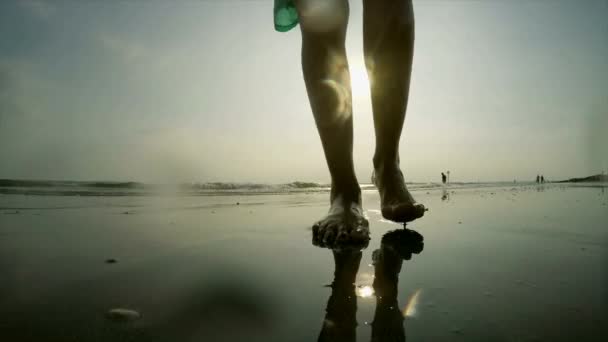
[364,0,426,222]
[296,0,369,245]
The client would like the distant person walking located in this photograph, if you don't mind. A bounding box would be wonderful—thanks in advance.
[540,175,545,183]
[441,172,447,185]
[536,175,540,183]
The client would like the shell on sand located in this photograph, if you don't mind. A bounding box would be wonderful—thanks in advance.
[105,308,141,322]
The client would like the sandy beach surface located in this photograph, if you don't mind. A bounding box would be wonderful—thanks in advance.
[1,183,607,341]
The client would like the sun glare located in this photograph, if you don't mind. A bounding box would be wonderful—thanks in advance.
[349,63,371,99]
[356,285,375,298]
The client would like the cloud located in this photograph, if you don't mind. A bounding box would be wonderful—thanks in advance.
[0,65,22,128]
[17,0,55,20]
[99,33,147,63]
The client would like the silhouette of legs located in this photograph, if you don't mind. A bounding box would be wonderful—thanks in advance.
[296,0,369,244]
[364,0,426,222]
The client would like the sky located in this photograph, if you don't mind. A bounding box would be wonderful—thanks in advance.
[0,0,606,183]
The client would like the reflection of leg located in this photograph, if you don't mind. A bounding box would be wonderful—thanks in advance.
[318,249,362,342]
[296,0,369,245]
[371,244,405,342]
[371,229,424,342]
[363,0,425,223]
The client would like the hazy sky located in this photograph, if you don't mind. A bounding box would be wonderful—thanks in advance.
[0,0,606,183]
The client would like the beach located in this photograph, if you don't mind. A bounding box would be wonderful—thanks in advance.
[1,183,607,341]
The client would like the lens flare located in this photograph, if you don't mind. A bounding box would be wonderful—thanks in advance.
[403,288,422,317]
[318,49,352,122]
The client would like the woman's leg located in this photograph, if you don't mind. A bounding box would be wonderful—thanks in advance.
[296,0,369,245]
[363,0,425,222]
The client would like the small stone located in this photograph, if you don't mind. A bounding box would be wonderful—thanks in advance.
[458,221,462,224]
[105,258,117,264]
[122,211,131,215]
[105,308,141,322]
[236,202,240,205]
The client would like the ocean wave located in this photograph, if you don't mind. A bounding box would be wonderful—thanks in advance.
[0,179,330,197]
[0,179,144,189]
[0,178,544,197]
[182,181,327,191]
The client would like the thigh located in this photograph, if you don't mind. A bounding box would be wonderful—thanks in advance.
[363,0,413,25]
[295,0,350,34]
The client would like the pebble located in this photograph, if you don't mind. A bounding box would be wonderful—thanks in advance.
[105,258,117,264]
[105,308,141,322]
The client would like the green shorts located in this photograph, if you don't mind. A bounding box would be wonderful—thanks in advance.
[274,0,299,32]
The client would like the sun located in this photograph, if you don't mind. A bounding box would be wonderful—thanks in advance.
[349,62,371,99]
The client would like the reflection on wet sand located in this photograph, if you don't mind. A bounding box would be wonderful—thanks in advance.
[314,228,424,341]
[441,188,450,201]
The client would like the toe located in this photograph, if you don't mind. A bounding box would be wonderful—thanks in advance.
[312,222,320,234]
[312,228,323,246]
[335,225,347,243]
[318,220,329,235]
[351,225,369,242]
[323,225,336,245]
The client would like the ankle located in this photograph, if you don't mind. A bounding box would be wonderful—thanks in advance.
[373,157,399,173]
[331,181,361,202]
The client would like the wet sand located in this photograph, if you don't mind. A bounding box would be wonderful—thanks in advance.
[1,184,607,341]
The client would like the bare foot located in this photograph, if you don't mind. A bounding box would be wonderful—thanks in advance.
[374,163,426,223]
[312,192,370,248]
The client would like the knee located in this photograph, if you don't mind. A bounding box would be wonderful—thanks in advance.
[296,0,349,34]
